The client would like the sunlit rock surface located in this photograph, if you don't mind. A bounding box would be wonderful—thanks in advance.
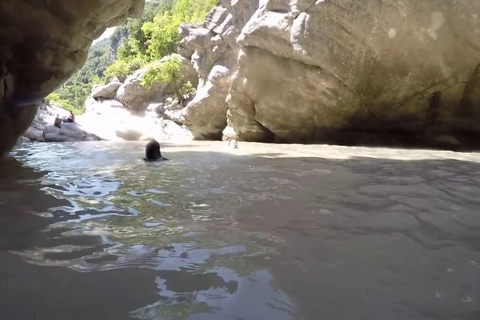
[117,54,199,112]
[91,79,122,100]
[6,0,480,152]
[180,0,480,149]
[0,0,144,154]
[76,97,193,142]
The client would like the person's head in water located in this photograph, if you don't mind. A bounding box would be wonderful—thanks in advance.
[145,139,162,160]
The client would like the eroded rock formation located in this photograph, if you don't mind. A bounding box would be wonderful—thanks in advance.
[0,0,144,154]
[180,0,480,148]
[117,54,198,111]
[5,0,480,152]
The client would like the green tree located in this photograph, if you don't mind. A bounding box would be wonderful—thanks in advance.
[142,0,217,61]
[141,55,195,101]
[47,0,217,113]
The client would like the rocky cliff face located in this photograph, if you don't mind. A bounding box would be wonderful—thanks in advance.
[0,0,144,155]
[180,0,480,148]
[4,0,480,153]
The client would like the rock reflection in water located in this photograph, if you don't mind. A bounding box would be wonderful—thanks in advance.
[1,142,294,320]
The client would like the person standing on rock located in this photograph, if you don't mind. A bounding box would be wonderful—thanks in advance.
[54,114,62,128]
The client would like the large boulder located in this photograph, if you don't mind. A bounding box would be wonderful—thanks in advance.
[181,65,232,139]
[0,0,144,154]
[116,69,165,112]
[179,0,480,148]
[42,123,101,142]
[116,54,198,112]
[23,127,44,142]
[91,80,122,99]
[179,23,236,139]
[22,102,73,141]
[147,98,184,124]
[158,119,194,141]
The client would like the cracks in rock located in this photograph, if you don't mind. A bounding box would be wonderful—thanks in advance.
[323,1,354,13]
[395,75,457,115]
[253,119,275,142]
[459,61,480,113]
[422,91,441,133]
[206,0,256,36]
[242,45,376,118]
[268,8,290,14]
[303,0,319,14]
[301,0,352,15]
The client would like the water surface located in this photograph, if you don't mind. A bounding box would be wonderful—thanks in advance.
[1,141,480,320]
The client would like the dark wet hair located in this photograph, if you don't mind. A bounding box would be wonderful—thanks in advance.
[145,139,162,160]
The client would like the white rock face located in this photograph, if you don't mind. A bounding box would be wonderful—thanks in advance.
[116,54,198,112]
[78,97,193,142]
[91,80,122,99]
[178,0,480,148]
[149,98,184,124]
[179,23,235,139]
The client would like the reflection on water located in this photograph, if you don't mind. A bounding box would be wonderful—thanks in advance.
[1,141,480,320]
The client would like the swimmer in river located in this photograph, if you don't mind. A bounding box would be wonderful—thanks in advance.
[144,139,168,161]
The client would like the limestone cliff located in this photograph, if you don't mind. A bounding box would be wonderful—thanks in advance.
[180,0,480,148]
[0,0,144,155]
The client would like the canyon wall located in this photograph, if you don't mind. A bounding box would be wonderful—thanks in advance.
[180,0,480,148]
[4,0,480,152]
[0,0,144,154]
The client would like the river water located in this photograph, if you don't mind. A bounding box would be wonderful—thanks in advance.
[1,141,480,320]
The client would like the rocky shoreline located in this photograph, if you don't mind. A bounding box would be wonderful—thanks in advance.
[21,56,195,144]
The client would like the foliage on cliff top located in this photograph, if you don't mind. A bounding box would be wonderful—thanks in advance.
[45,93,84,115]
[50,0,162,113]
[142,55,195,101]
[50,0,216,112]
